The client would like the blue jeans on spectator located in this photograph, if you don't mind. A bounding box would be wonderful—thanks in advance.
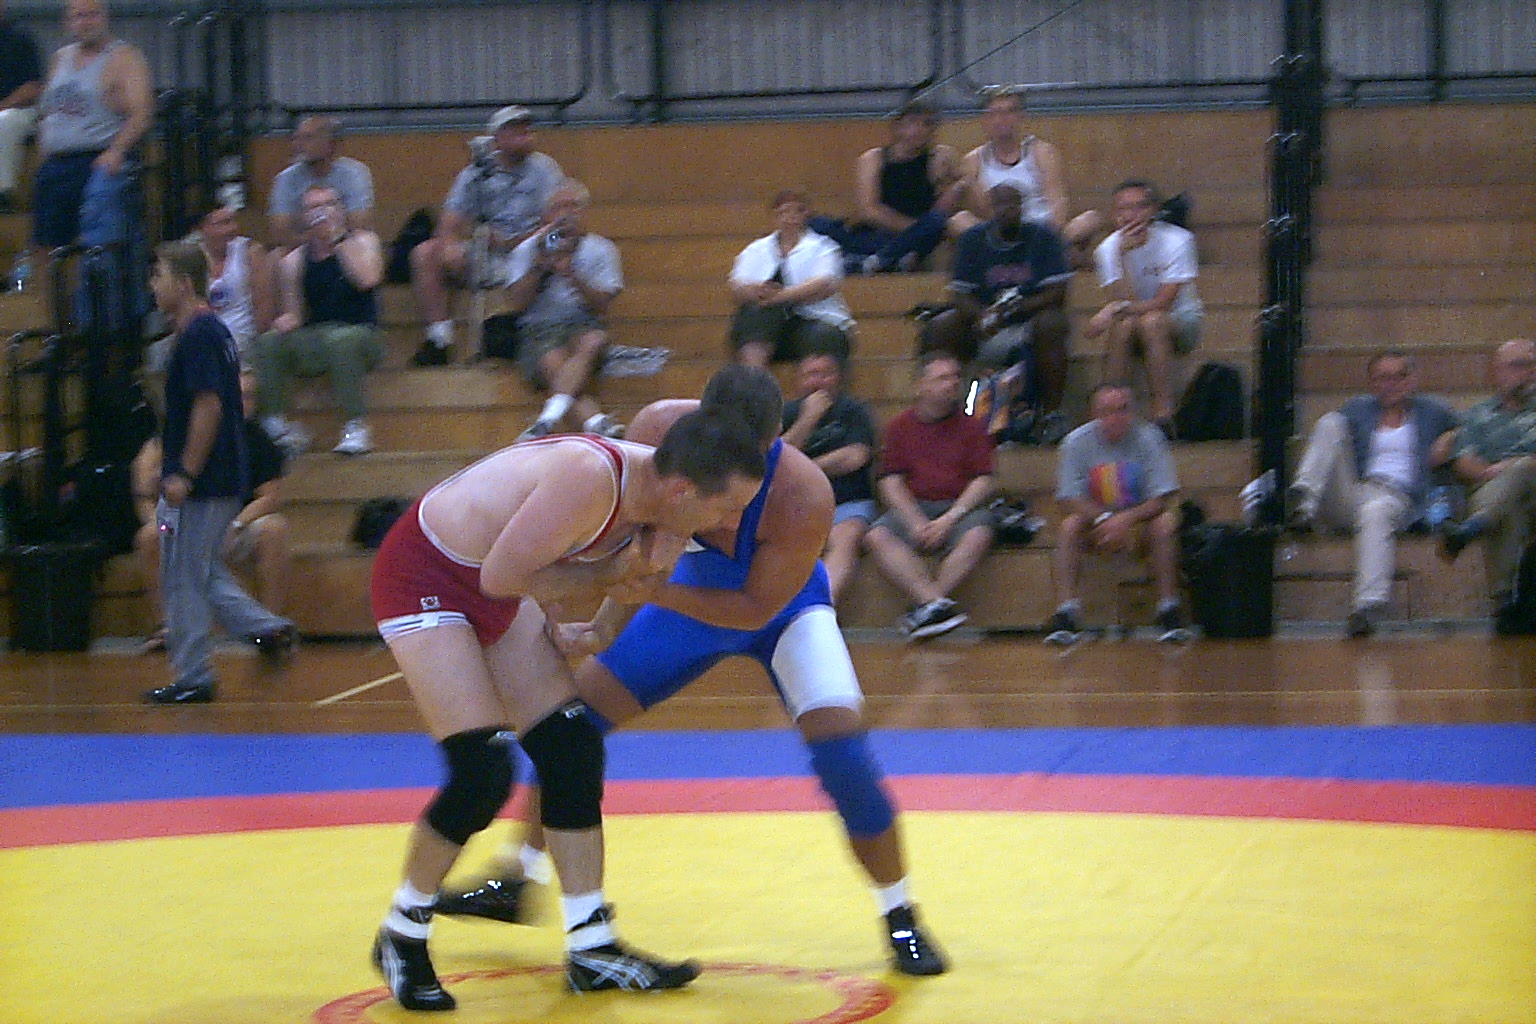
[809,209,948,272]
[32,151,149,331]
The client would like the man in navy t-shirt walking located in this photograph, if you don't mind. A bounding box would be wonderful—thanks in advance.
[146,240,294,704]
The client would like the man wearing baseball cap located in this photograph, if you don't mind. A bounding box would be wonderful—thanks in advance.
[410,104,565,366]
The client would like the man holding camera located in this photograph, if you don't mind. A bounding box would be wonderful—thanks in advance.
[410,105,565,366]
[504,180,625,441]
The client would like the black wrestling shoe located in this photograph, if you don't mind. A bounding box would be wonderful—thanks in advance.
[144,681,214,704]
[372,928,456,1012]
[252,624,298,667]
[565,906,700,992]
[434,874,531,924]
[885,905,948,976]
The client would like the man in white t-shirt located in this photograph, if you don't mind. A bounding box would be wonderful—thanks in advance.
[1287,350,1460,637]
[727,189,854,368]
[1085,180,1204,433]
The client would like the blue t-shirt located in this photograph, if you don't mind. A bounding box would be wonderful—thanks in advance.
[950,221,1071,307]
[162,311,246,500]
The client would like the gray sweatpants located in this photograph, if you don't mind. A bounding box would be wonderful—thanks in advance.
[159,496,292,690]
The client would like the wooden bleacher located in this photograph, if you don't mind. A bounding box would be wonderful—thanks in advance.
[2,103,1532,638]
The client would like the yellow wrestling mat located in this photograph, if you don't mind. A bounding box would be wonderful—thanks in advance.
[3,811,1533,1024]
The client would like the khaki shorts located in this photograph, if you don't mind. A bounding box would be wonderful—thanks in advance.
[516,320,604,388]
[871,499,995,553]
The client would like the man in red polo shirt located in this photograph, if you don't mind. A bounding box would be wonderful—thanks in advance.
[864,350,996,638]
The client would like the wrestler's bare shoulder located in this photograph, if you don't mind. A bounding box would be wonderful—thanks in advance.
[761,444,833,539]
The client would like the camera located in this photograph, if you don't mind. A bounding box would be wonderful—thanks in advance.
[468,134,496,168]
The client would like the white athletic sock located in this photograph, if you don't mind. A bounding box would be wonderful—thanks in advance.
[519,842,555,885]
[1057,599,1083,616]
[1156,597,1180,615]
[872,877,910,916]
[562,890,613,951]
[427,320,453,347]
[539,393,574,424]
[384,881,436,939]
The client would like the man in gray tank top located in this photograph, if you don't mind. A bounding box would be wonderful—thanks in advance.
[32,0,151,248]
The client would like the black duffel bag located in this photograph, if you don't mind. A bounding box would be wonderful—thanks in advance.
[1181,512,1276,638]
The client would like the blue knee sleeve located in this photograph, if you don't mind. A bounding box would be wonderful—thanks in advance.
[808,732,894,838]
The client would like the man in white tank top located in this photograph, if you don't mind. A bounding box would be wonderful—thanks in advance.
[960,88,1067,233]
[197,205,272,360]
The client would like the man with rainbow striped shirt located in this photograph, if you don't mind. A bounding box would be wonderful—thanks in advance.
[1046,382,1190,644]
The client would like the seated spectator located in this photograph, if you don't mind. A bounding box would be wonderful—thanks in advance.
[1045,383,1189,645]
[781,349,878,603]
[1085,180,1204,434]
[31,0,152,321]
[960,87,1067,234]
[0,0,43,213]
[728,189,854,369]
[266,115,373,253]
[864,350,995,640]
[132,369,291,651]
[410,105,564,366]
[919,183,1072,442]
[504,180,625,441]
[145,205,272,372]
[252,184,383,456]
[1287,350,1459,638]
[1440,338,1536,634]
[808,100,971,275]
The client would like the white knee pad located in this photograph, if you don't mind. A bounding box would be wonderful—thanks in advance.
[770,606,863,719]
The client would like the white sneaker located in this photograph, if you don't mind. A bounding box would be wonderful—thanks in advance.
[261,415,311,458]
[516,418,557,443]
[333,419,373,455]
[583,413,625,439]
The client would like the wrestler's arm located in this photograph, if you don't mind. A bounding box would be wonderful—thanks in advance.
[645,463,833,631]
[479,471,638,602]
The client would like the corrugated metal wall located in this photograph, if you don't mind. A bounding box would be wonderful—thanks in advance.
[9,0,1532,127]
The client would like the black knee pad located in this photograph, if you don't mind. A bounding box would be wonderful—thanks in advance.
[520,700,604,831]
[423,726,516,846]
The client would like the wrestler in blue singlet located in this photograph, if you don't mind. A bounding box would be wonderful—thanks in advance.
[596,439,832,715]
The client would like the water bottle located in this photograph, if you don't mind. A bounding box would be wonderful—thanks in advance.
[1424,485,1455,531]
[8,252,30,293]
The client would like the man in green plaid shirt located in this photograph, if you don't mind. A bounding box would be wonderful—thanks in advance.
[1441,338,1536,630]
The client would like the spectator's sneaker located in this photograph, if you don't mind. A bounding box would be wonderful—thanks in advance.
[1439,517,1486,561]
[1154,606,1194,644]
[1043,608,1084,646]
[411,339,451,367]
[1285,484,1316,533]
[144,681,214,704]
[885,905,948,976]
[859,254,886,275]
[435,874,532,924]
[371,928,456,1012]
[252,624,297,667]
[583,414,626,439]
[333,419,373,456]
[901,598,968,640]
[261,415,311,459]
[1345,605,1378,639]
[516,418,558,443]
[601,345,670,378]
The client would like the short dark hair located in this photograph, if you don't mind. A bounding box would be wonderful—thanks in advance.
[1367,349,1414,376]
[917,348,961,376]
[769,188,809,210]
[892,99,937,121]
[1112,179,1160,205]
[979,86,1024,111]
[653,409,767,496]
[155,239,208,297]
[701,364,784,445]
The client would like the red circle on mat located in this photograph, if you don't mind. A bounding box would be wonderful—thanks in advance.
[312,961,895,1024]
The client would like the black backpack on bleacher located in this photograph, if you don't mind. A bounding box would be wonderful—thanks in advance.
[1174,362,1245,441]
